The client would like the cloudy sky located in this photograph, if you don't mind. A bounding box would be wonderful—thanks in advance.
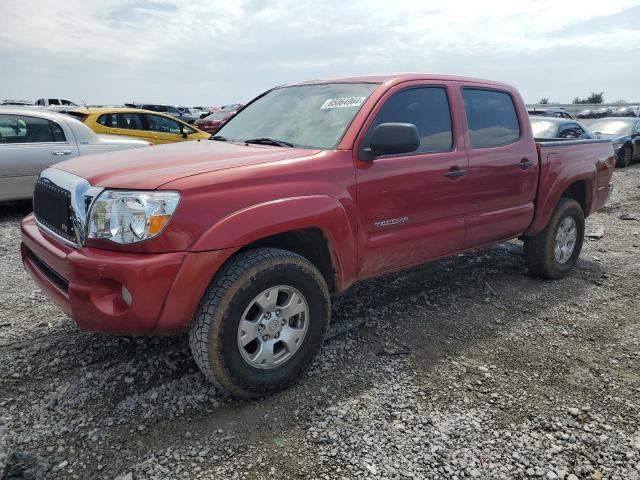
[1,0,639,106]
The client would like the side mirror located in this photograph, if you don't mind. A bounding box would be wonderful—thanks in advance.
[367,123,420,158]
[180,126,188,139]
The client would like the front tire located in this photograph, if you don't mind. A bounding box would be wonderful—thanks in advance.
[524,198,585,279]
[616,145,632,168]
[189,248,330,398]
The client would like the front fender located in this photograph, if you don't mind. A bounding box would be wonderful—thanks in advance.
[191,195,358,291]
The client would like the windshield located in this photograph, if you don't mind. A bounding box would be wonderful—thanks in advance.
[530,119,558,138]
[216,83,380,149]
[589,119,633,136]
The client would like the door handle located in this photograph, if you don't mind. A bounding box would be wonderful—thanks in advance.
[444,168,466,178]
[518,158,534,169]
[51,150,72,156]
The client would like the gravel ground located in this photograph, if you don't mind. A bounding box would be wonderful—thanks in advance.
[1,165,639,480]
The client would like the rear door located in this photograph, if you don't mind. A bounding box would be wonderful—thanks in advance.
[459,85,538,247]
[94,112,150,141]
[354,81,469,277]
[0,113,79,200]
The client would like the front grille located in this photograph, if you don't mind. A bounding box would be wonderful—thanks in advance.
[33,178,76,243]
[27,250,69,293]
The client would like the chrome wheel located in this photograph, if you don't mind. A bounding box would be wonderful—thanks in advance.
[237,285,309,369]
[553,217,577,264]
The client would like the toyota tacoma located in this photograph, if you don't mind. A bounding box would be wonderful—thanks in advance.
[21,74,615,397]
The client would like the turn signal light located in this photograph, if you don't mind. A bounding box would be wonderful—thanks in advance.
[148,214,171,234]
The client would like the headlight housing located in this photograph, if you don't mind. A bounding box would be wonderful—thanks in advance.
[88,190,180,244]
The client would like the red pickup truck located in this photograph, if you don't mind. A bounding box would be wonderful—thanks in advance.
[21,74,615,397]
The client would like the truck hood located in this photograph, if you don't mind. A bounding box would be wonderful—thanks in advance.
[53,140,321,189]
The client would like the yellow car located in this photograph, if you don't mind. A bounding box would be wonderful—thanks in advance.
[68,108,211,144]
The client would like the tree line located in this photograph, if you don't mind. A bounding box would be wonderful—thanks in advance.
[538,92,627,105]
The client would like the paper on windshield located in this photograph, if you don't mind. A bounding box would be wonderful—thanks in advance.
[320,96,367,110]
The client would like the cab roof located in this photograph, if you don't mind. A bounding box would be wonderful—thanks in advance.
[290,73,514,89]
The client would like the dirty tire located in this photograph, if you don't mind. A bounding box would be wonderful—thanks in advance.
[524,198,585,280]
[189,248,330,398]
[615,146,632,168]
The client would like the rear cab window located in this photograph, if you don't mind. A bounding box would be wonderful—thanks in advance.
[461,88,521,148]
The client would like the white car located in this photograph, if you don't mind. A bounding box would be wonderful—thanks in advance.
[0,108,150,201]
[34,98,78,107]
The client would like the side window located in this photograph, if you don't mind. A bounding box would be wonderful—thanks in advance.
[48,99,60,106]
[97,114,115,127]
[558,126,575,138]
[635,121,640,133]
[573,125,585,136]
[35,99,44,106]
[363,86,453,154]
[0,115,27,143]
[49,120,66,141]
[462,88,521,148]
[0,115,65,143]
[144,114,182,134]
[112,113,145,130]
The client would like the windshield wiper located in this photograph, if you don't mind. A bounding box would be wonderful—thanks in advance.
[210,135,227,141]
[244,137,294,148]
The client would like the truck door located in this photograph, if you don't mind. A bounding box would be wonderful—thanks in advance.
[354,82,469,278]
[458,86,538,248]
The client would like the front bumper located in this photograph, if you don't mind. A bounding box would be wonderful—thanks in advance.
[21,214,235,335]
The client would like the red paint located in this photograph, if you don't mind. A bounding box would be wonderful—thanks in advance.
[21,74,615,335]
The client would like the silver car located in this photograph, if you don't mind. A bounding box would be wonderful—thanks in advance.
[0,108,150,201]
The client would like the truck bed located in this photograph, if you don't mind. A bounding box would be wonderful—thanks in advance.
[526,138,615,236]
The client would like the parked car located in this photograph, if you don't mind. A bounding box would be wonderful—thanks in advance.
[528,107,573,119]
[34,98,78,107]
[588,117,640,167]
[0,108,149,201]
[612,106,640,118]
[1,99,34,106]
[577,109,594,119]
[220,103,244,112]
[125,103,198,124]
[592,107,613,119]
[193,110,236,134]
[530,117,596,140]
[67,108,210,145]
[189,107,209,119]
[21,74,615,398]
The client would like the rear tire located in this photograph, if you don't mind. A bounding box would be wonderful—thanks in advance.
[616,146,632,168]
[524,198,585,279]
[189,248,330,398]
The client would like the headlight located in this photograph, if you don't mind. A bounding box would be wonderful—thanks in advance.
[88,190,180,244]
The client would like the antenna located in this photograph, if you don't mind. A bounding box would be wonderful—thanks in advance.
[81,98,88,108]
